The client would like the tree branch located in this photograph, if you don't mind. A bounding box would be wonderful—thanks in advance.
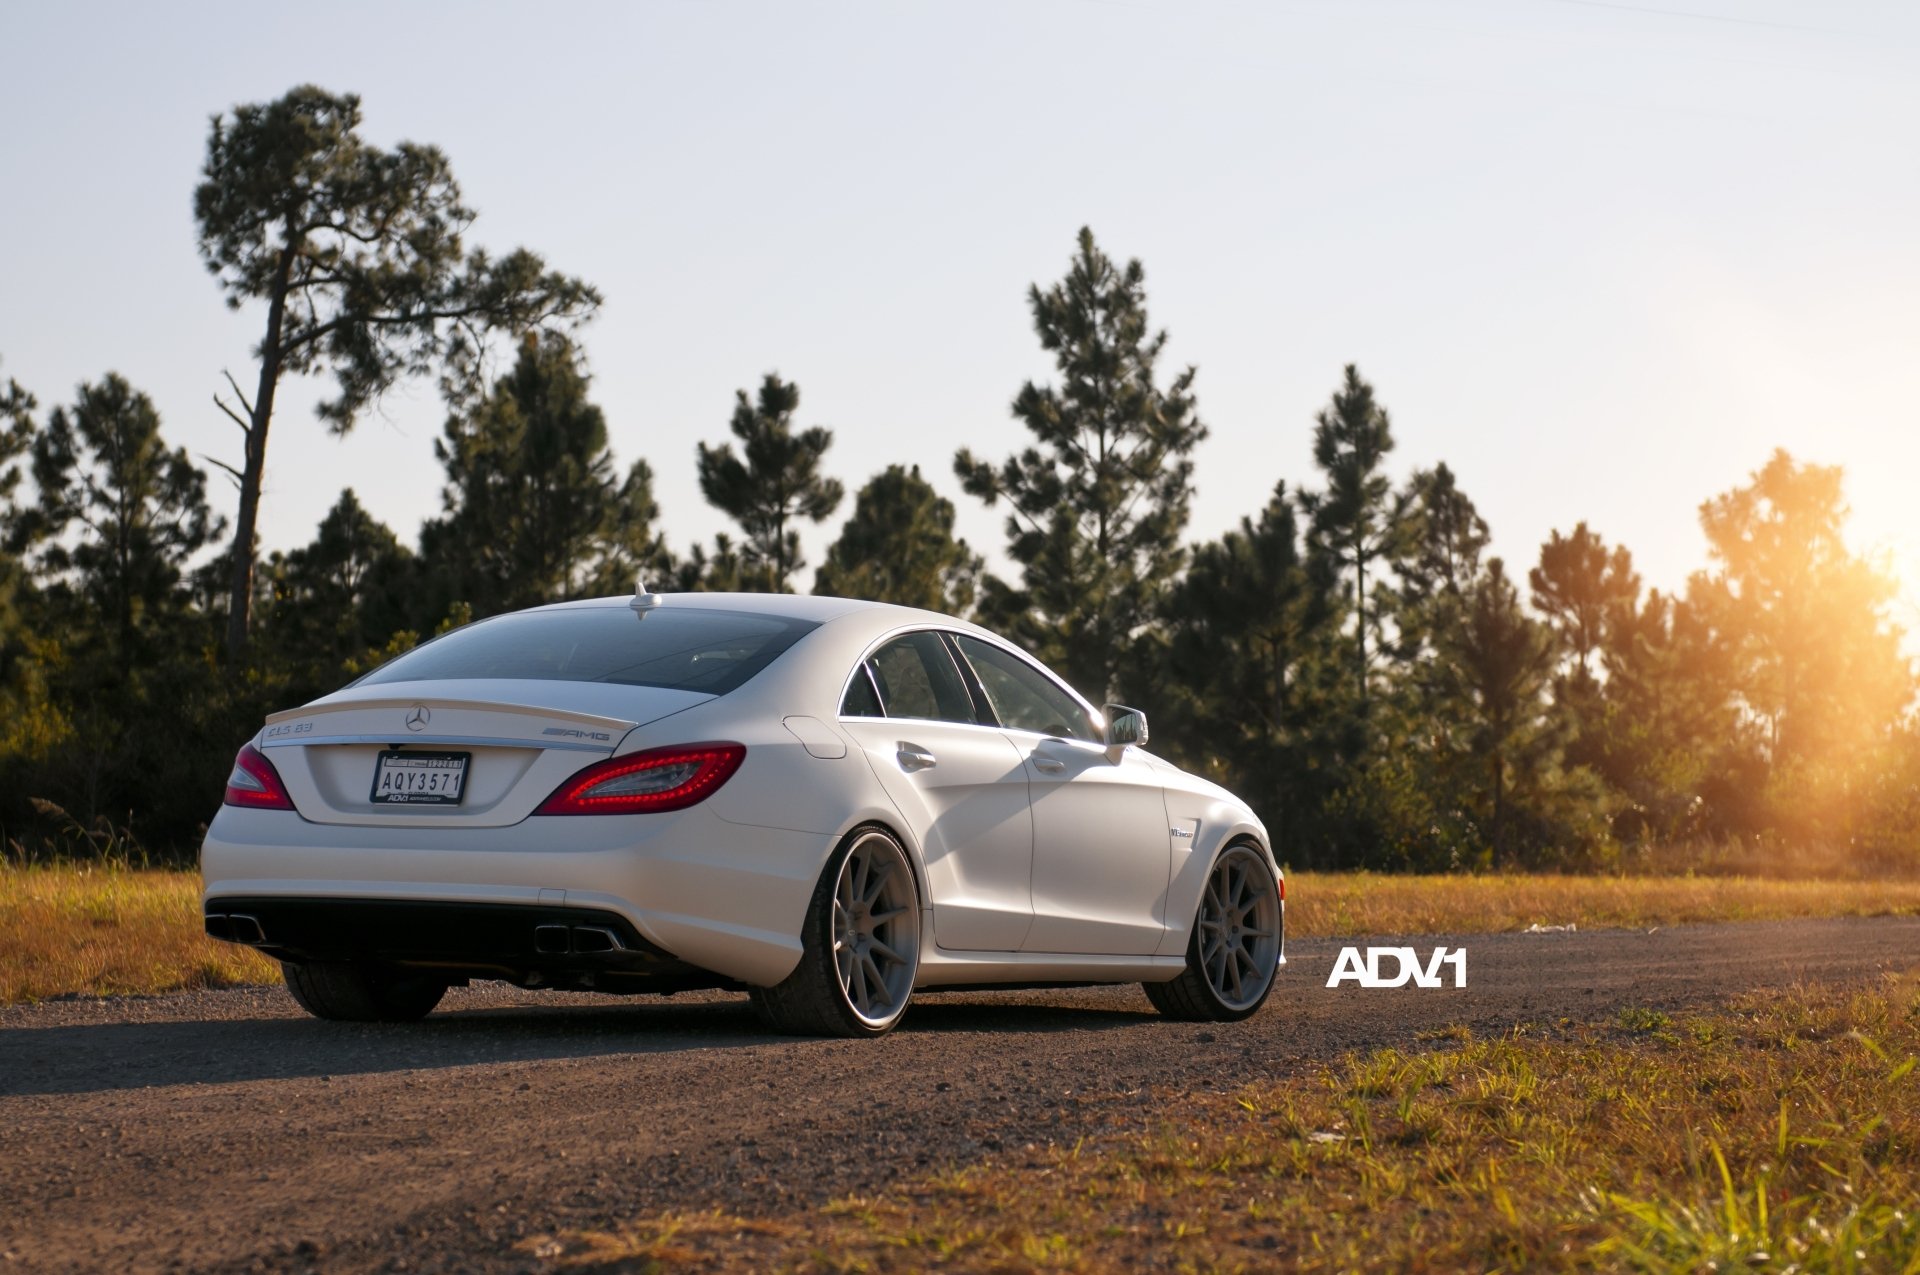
[220,370,256,419]
[201,453,245,490]
[214,395,252,437]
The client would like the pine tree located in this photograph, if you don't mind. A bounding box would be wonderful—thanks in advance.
[423,333,668,615]
[1392,462,1490,658]
[1301,365,1406,718]
[1157,481,1346,856]
[195,85,599,655]
[261,488,415,676]
[1594,584,1745,843]
[954,227,1206,702]
[0,368,36,656]
[27,375,223,679]
[1431,559,1561,867]
[0,367,54,762]
[695,374,842,592]
[1529,522,1639,683]
[815,464,981,613]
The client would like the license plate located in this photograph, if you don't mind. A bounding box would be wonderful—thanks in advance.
[370,751,470,805]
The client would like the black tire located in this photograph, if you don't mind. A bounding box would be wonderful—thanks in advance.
[1145,841,1282,1023]
[750,826,922,1038]
[281,960,448,1023]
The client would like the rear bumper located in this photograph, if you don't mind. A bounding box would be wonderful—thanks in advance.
[199,804,835,987]
[203,896,715,989]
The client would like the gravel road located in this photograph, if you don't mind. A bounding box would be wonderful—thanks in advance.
[2,915,1915,1273]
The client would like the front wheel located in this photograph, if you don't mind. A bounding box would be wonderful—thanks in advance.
[1145,843,1282,1022]
[281,961,448,1022]
[751,827,922,1037]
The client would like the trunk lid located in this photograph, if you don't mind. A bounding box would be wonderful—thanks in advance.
[257,678,712,828]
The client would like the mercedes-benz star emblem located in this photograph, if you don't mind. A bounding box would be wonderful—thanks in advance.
[405,704,430,732]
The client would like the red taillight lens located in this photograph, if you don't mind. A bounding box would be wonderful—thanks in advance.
[534,743,746,815]
[224,743,294,810]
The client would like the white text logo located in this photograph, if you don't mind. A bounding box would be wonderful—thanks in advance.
[1326,946,1466,988]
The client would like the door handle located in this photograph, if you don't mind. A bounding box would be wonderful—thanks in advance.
[1031,755,1066,774]
[896,743,938,772]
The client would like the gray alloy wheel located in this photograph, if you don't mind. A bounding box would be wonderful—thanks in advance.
[1144,843,1282,1022]
[751,827,922,1037]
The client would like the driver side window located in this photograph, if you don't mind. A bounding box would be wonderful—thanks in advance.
[951,635,1099,741]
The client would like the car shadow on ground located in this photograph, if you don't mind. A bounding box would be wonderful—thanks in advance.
[0,987,1161,1098]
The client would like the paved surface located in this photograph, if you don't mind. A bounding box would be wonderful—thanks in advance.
[1,915,1915,1273]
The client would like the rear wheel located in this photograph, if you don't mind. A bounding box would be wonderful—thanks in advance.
[281,960,448,1022]
[1145,843,1281,1022]
[751,827,922,1037]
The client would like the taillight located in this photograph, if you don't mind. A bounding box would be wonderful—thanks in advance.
[534,743,746,815]
[224,743,294,810]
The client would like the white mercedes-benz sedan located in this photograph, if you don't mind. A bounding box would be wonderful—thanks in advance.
[201,590,1285,1036]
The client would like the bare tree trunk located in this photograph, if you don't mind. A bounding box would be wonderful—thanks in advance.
[1490,753,1506,869]
[222,247,294,661]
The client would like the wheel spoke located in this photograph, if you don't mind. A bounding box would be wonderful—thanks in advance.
[869,905,910,925]
[845,952,867,1010]
[860,953,889,1007]
[867,935,905,966]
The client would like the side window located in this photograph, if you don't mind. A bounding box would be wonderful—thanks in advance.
[858,632,978,724]
[952,635,1099,741]
[840,665,883,717]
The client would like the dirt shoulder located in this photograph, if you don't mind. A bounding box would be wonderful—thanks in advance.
[1,916,1914,1273]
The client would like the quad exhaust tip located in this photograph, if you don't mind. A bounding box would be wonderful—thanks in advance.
[205,913,265,945]
[532,924,626,957]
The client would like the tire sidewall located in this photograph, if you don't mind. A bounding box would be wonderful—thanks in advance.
[1187,842,1281,1021]
[806,825,921,1036]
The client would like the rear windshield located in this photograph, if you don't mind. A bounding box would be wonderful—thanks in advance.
[356,606,818,696]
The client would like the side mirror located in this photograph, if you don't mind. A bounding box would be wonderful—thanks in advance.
[1104,704,1149,748]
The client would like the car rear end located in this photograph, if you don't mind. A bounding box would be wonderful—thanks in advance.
[200,600,836,993]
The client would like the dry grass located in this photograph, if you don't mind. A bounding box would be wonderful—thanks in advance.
[530,979,1920,1272]
[0,864,278,1005]
[1285,871,1920,938]
[2,867,1917,1006]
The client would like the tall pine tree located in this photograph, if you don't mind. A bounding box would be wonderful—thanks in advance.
[1301,365,1405,720]
[423,333,667,615]
[955,227,1206,702]
[195,85,599,655]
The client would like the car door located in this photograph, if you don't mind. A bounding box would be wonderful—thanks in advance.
[836,630,1035,952]
[948,634,1173,956]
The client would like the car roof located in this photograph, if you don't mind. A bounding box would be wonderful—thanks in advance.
[532,591,955,627]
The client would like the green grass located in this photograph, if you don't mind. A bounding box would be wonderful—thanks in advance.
[1286,870,1920,937]
[5,865,1920,1005]
[528,979,1920,1272]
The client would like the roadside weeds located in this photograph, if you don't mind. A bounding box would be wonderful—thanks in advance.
[525,978,1920,1272]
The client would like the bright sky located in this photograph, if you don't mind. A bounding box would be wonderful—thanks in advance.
[3,1,1916,635]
